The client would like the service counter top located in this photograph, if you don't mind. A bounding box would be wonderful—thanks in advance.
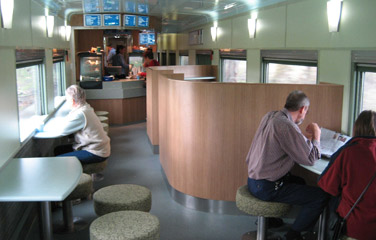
[85,78,146,100]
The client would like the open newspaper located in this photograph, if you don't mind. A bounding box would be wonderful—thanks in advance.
[320,128,351,158]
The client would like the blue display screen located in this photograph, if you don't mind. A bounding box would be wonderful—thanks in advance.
[84,14,102,26]
[138,16,149,27]
[83,0,100,13]
[124,15,136,27]
[124,1,136,13]
[138,3,149,14]
[104,14,120,26]
[139,33,155,45]
[103,0,120,12]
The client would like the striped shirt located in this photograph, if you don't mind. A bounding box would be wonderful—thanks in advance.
[246,108,320,182]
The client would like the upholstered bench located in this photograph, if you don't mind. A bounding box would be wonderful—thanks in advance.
[93,184,152,216]
[83,160,108,182]
[90,210,160,240]
[236,185,291,240]
[55,173,93,233]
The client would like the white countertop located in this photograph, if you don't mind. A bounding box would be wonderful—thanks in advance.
[0,157,82,201]
[300,158,330,175]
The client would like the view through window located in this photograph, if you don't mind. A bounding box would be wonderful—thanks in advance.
[53,61,66,107]
[180,56,189,65]
[361,72,376,111]
[16,65,43,141]
[222,59,246,83]
[267,63,317,84]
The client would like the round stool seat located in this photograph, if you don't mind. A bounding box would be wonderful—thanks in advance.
[101,123,109,134]
[66,173,93,201]
[95,111,109,117]
[90,211,159,240]
[98,116,109,124]
[236,185,290,217]
[83,160,108,175]
[93,184,152,216]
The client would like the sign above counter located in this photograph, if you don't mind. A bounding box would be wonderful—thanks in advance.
[83,0,149,14]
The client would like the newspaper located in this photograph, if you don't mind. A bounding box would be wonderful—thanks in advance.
[320,128,351,158]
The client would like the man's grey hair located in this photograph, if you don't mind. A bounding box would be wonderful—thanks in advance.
[66,85,86,106]
[284,90,310,111]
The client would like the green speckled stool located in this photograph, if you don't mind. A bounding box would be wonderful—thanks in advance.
[55,173,93,233]
[90,211,160,240]
[83,160,108,182]
[98,116,109,124]
[236,185,291,240]
[93,184,152,216]
[95,111,109,117]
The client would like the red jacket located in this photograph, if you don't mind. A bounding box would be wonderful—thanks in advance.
[140,60,160,77]
[318,137,376,240]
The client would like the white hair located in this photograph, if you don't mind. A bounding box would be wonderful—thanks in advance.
[65,85,86,106]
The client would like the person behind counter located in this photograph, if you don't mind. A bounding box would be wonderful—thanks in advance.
[139,48,159,78]
[318,110,376,240]
[112,45,130,78]
[40,85,110,164]
[246,90,329,240]
[106,43,116,66]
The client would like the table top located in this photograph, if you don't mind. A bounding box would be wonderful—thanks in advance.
[300,158,330,175]
[0,157,82,202]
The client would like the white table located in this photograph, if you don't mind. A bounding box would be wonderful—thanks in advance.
[0,157,82,240]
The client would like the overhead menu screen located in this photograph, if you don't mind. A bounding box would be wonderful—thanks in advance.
[103,14,120,26]
[138,16,149,27]
[124,15,136,27]
[84,14,102,26]
[139,33,155,45]
[138,3,149,14]
[83,0,100,13]
[103,0,120,12]
[124,1,136,13]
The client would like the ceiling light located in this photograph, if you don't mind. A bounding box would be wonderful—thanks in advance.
[327,0,343,32]
[224,3,236,10]
[248,18,257,38]
[0,0,14,29]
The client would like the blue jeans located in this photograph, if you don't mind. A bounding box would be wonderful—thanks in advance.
[55,144,107,164]
[248,175,329,232]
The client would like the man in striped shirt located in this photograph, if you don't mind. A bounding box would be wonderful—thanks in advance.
[246,90,329,240]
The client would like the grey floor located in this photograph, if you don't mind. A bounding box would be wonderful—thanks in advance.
[27,122,293,240]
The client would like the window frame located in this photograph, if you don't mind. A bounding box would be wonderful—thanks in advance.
[53,57,66,105]
[219,49,247,83]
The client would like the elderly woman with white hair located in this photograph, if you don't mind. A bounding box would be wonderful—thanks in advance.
[41,85,110,164]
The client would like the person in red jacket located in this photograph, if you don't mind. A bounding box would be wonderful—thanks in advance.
[318,110,376,240]
[139,48,159,78]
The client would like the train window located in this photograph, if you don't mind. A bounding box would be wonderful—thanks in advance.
[16,49,46,142]
[180,56,189,65]
[261,50,318,84]
[53,61,66,108]
[352,51,376,119]
[220,49,247,83]
[16,64,45,141]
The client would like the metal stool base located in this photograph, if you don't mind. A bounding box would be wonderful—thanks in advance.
[53,217,88,234]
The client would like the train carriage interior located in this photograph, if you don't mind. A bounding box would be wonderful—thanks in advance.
[0,0,376,239]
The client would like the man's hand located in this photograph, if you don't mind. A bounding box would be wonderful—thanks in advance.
[306,123,321,141]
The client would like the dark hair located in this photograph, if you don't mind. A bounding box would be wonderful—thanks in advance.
[116,45,125,54]
[143,48,154,60]
[284,90,310,111]
[353,110,376,137]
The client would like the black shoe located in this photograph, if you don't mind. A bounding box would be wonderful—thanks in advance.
[285,229,303,240]
[301,231,317,240]
[268,217,284,228]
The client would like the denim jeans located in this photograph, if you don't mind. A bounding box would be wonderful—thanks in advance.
[248,175,329,232]
[55,144,107,164]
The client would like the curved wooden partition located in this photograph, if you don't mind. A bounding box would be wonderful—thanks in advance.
[157,74,343,201]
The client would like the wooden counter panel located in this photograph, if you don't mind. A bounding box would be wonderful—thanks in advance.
[158,80,343,201]
[87,96,146,125]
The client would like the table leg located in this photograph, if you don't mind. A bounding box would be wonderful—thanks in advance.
[317,207,327,240]
[40,201,53,240]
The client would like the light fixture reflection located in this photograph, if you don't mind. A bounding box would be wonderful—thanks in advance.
[46,15,54,37]
[0,0,14,29]
[65,25,71,41]
[248,18,257,38]
[327,0,343,32]
[210,26,217,42]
